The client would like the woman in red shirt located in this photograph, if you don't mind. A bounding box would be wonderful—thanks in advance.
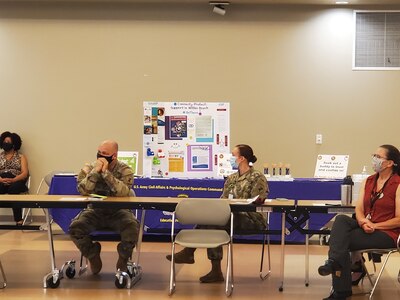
[318,144,400,300]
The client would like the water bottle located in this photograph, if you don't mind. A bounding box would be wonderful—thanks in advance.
[341,175,354,206]
[361,166,367,177]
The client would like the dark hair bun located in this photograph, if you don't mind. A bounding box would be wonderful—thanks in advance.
[251,155,257,163]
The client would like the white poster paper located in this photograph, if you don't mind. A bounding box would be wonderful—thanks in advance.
[195,115,213,142]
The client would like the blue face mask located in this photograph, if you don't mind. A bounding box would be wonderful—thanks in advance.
[229,156,238,169]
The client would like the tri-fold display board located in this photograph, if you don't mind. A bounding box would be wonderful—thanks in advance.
[143,101,230,178]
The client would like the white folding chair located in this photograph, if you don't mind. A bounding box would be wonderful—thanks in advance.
[358,234,400,299]
[169,198,234,296]
[23,171,67,226]
[20,175,31,224]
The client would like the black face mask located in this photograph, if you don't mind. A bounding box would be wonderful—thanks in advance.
[97,153,114,164]
[2,142,14,152]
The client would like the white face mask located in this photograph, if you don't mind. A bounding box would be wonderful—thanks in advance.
[372,156,385,173]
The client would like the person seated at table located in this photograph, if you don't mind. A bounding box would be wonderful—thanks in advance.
[69,140,139,275]
[166,144,269,283]
[318,144,400,300]
[0,131,29,226]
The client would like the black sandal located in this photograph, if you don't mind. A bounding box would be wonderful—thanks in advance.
[352,269,366,285]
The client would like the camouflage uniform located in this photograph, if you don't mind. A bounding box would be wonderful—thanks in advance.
[69,160,139,261]
[205,167,269,260]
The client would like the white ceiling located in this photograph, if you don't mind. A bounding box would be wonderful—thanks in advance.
[148,0,400,4]
[1,0,400,5]
[227,0,400,4]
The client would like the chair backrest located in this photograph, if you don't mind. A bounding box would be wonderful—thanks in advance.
[175,198,231,226]
[44,170,75,186]
[44,172,56,187]
[36,170,74,195]
[25,175,31,190]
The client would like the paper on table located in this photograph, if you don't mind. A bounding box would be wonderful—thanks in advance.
[312,203,341,206]
[89,194,108,200]
[59,197,88,201]
[230,195,259,204]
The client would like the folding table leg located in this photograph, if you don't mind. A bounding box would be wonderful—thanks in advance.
[305,219,309,287]
[259,233,272,280]
[279,212,286,292]
[134,210,146,265]
[43,209,61,288]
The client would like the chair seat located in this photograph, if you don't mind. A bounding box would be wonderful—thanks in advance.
[361,248,398,254]
[175,229,231,248]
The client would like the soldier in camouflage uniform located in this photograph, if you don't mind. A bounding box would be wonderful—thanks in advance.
[167,144,269,283]
[69,140,139,275]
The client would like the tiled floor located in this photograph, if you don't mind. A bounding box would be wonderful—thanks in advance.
[0,228,399,299]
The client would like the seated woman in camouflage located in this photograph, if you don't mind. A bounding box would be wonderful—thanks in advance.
[166,144,269,283]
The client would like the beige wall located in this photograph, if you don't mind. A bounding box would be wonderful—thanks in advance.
[1,3,400,199]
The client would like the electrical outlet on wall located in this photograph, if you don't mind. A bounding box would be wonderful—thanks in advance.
[316,134,323,144]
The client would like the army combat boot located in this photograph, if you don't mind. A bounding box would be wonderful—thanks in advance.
[199,259,224,283]
[166,247,195,264]
[88,242,102,275]
[117,242,134,272]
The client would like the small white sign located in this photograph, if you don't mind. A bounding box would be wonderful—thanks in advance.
[314,154,349,179]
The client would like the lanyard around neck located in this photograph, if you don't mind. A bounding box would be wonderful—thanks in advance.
[369,174,392,210]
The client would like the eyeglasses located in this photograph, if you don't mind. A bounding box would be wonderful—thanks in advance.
[372,154,388,160]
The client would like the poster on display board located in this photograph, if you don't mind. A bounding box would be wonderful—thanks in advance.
[143,101,230,178]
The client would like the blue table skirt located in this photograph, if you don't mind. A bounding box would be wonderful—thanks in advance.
[49,176,341,243]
